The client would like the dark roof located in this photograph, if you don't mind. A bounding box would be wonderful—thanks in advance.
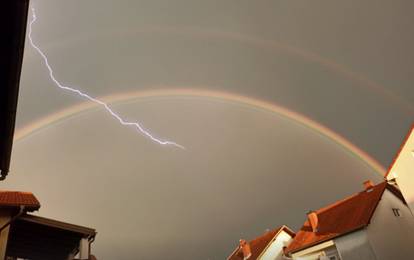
[285,181,404,254]
[0,190,40,211]
[228,226,295,260]
[19,214,96,237]
[0,0,30,180]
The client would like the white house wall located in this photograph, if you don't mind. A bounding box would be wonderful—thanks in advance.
[366,189,414,260]
[291,241,335,260]
[334,229,376,260]
[386,127,414,213]
[259,230,292,260]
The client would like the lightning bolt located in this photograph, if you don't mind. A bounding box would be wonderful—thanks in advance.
[28,7,184,149]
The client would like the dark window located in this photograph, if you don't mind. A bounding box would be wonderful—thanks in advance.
[392,208,401,217]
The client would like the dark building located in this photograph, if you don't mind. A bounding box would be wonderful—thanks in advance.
[0,191,97,259]
[0,0,30,180]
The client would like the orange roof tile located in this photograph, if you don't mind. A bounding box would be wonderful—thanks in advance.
[228,226,295,260]
[285,181,402,254]
[0,191,40,211]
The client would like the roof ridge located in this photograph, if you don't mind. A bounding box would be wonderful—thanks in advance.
[249,226,283,243]
[316,181,387,214]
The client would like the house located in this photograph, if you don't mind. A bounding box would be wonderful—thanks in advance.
[228,225,295,260]
[282,125,414,260]
[284,180,414,260]
[0,190,97,260]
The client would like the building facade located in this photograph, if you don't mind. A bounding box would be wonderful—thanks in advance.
[284,181,414,260]
[0,190,97,260]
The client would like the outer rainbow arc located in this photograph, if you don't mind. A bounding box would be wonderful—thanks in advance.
[14,88,386,175]
[43,25,414,116]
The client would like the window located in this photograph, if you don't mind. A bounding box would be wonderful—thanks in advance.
[392,208,401,217]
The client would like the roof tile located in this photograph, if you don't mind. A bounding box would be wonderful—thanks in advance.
[0,191,40,211]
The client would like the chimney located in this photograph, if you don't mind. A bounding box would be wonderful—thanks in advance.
[307,211,318,233]
[239,239,252,260]
[363,180,374,191]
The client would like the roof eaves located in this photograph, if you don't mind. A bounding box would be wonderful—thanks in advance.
[386,183,407,205]
[2,204,40,212]
[364,182,388,226]
[281,225,296,238]
[226,245,240,260]
[287,224,367,255]
[19,214,96,237]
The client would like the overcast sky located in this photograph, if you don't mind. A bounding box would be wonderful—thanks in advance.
[3,0,414,259]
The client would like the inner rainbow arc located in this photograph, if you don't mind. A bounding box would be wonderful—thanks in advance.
[14,88,386,176]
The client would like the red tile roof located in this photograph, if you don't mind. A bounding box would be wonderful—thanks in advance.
[285,181,403,254]
[228,226,295,260]
[0,191,40,211]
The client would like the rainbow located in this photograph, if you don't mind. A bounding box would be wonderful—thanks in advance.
[14,88,386,175]
[51,26,413,115]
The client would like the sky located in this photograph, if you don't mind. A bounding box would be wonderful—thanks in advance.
[2,0,414,259]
